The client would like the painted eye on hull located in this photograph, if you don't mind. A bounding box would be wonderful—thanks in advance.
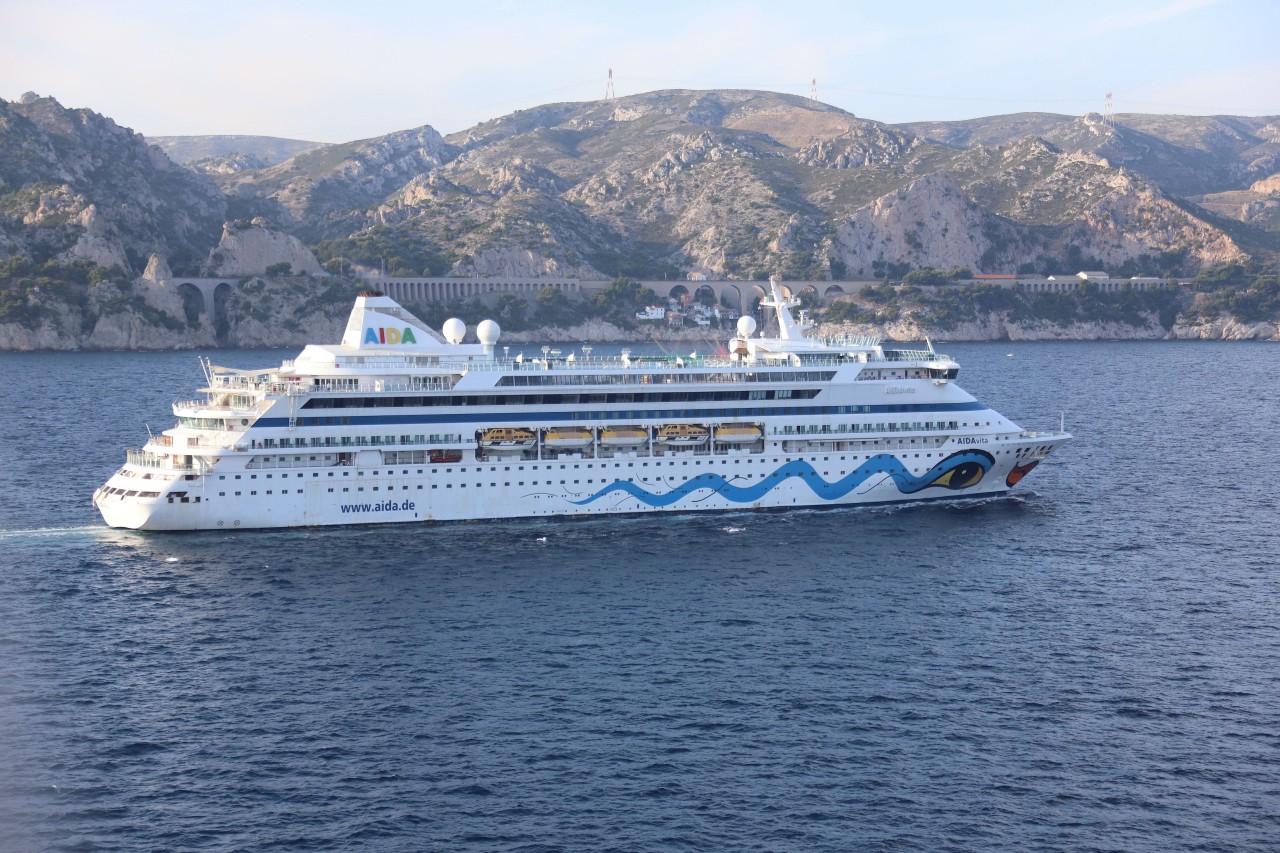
[911,450,994,493]
[929,459,987,490]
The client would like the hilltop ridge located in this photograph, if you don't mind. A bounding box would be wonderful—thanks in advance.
[1,89,1278,349]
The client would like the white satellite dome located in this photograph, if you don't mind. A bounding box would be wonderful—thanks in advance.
[442,317,466,344]
[476,319,501,345]
[736,315,758,338]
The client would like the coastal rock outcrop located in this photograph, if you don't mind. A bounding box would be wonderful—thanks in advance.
[1168,318,1280,340]
[815,312,1176,342]
[0,275,354,351]
[205,221,323,276]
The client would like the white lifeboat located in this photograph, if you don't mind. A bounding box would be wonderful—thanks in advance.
[479,427,536,449]
[544,428,594,449]
[715,424,762,444]
[656,424,709,446]
[600,426,649,447]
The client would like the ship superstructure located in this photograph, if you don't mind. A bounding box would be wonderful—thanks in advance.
[94,281,1069,530]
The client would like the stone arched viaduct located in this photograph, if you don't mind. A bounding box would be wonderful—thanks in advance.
[174,277,238,321]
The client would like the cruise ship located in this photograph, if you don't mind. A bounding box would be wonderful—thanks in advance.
[93,280,1070,530]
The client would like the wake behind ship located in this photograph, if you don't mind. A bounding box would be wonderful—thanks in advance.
[94,280,1069,530]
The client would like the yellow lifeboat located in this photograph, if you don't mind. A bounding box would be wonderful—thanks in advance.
[479,427,537,449]
[656,424,709,446]
[715,424,762,444]
[599,426,649,447]
[544,428,594,449]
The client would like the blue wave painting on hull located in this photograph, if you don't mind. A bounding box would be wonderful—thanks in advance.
[571,450,995,508]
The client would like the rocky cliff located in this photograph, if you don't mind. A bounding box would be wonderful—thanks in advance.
[205,220,323,276]
[200,90,1278,282]
[0,272,353,351]
[817,315,1278,342]
[3,274,1274,350]
[0,93,226,275]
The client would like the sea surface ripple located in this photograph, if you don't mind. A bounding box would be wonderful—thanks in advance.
[1,341,1279,851]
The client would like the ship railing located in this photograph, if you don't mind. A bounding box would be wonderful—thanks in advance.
[211,375,263,390]
[1020,429,1070,439]
[244,433,464,452]
[880,349,948,362]
[772,424,959,437]
[306,377,458,393]
[245,457,343,470]
[370,378,457,392]
[207,375,311,394]
[449,352,941,374]
[778,439,949,453]
[817,334,882,348]
[175,396,265,410]
[329,356,451,371]
[126,449,192,470]
[173,403,268,422]
[153,433,241,450]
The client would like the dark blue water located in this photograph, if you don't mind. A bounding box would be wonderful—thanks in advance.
[2,342,1279,852]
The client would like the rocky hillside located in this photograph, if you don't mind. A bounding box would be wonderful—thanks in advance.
[206,90,1278,281]
[0,272,355,351]
[0,92,227,274]
[2,89,1279,350]
[900,112,1280,195]
[5,89,1278,285]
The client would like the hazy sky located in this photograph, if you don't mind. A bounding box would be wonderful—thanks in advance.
[3,0,1278,142]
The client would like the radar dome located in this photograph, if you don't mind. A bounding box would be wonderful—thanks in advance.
[442,317,466,344]
[476,319,501,345]
[736,316,758,337]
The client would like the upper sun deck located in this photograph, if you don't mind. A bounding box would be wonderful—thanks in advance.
[200,280,958,394]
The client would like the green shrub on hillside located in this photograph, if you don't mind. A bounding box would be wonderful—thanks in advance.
[815,281,1187,332]
[1188,275,1280,323]
[0,258,131,328]
[313,226,451,277]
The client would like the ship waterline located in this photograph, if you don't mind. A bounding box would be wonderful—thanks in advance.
[93,280,1069,530]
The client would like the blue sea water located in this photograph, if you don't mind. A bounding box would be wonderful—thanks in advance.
[1,341,1279,852]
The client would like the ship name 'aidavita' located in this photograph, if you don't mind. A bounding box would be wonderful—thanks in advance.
[94,280,1070,530]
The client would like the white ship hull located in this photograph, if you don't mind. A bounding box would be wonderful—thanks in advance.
[95,434,1066,530]
[94,283,1070,531]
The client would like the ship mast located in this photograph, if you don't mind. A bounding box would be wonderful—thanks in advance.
[759,276,812,341]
